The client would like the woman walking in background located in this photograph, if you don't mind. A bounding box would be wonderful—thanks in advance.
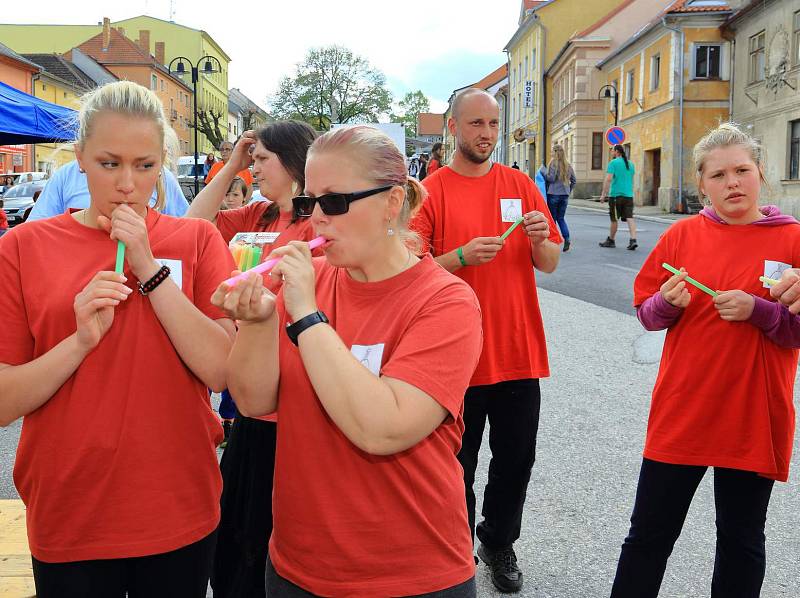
[541,143,576,252]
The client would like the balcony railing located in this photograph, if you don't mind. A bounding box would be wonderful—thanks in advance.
[550,99,605,129]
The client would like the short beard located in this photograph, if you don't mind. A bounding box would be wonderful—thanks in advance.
[458,138,494,165]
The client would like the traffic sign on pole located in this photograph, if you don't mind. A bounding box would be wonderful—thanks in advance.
[605,126,627,146]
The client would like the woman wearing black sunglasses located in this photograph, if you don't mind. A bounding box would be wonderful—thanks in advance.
[189,121,319,598]
[212,125,483,597]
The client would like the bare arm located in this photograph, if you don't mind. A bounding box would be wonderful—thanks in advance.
[600,173,612,199]
[211,273,280,416]
[1,271,132,426]
[433,236,505,273]
[185,132,256,222]
[297,322,448,455]
[0,337,88,426]
[531,240,560,273]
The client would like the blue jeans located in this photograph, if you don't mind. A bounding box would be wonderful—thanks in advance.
[546,194,569,241]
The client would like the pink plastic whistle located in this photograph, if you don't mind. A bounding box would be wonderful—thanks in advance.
[222,236,327,287]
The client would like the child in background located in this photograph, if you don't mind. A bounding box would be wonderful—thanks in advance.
[610,122,800,598]
[222,176,249,210]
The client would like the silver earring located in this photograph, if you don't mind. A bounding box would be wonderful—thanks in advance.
[387,221,395,236]
[79,167,85,173]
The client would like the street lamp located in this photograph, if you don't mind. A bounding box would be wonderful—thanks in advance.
[598,84,619,126]
[168,55,222,196]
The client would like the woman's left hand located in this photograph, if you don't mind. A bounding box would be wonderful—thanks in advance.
[98,204,158,281]
[713,290,755,321]
[269,241,318,321]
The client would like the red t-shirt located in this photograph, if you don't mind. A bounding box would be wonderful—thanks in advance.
[269,255,482,596]
[204,161,254,186]
[0,210,234,562]
[428,158,441,175]
[0,208,8,229]
[413,163,561,386]
[634,216,800,481]
[217,202,317,422]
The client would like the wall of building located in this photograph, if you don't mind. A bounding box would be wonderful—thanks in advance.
[31,75,81,172]
[0,58,35,173]
[730,0,800,215]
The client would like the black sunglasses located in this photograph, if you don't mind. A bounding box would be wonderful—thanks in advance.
[292,185,393,217]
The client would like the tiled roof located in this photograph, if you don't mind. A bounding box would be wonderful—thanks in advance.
[668,0,730,13]
[0,40,40,71]
[77,28,152,64]
[417,113,444,136]
[523,0,550,10]
[472,64,508,91]
[21,54,95,92]
[76,28,192,92]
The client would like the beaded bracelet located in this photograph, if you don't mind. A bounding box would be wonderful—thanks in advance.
[137,265,171,295]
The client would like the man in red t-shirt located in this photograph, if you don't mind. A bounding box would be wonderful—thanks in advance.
[413,88,561,594]
[205,140,254,187]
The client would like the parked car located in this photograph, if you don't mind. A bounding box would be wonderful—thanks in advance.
[6,171,48,185]
[177,155,207,202]
[2,182,45,225]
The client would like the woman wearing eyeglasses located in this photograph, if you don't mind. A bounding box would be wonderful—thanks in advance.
[212,125,483,597]
[189,121,317,598]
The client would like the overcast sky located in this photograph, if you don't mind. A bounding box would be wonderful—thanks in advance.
[4,0,519,115]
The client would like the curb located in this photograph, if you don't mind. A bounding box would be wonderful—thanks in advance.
[570,204,684,225]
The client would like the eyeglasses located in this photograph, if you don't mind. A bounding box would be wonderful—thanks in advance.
[292,185,393,217]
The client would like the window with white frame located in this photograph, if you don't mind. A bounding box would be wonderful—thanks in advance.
[625,70,635,103]
[532,48,537,73]
[693,44,722,79]
[511,97,516,125]
[524,55,528,77]
[749,31,766,83]
[790,120,800,180]
[650,54,661,90]
[794,11,800,65]
[518,92,522,120]
[151,74,157,90]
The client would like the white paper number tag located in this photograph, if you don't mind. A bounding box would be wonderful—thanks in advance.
[351,344,385,376]
[156,258,182,290]
[764,260,791,287]
[500,199,523,223]
[230,232,281,245]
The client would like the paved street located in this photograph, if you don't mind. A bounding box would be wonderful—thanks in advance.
[1,207,798,597]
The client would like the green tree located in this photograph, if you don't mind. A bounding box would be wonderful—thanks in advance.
[392,90,431,140]
[270,46,392,130]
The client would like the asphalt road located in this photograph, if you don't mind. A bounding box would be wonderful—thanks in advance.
[536,206,672,315]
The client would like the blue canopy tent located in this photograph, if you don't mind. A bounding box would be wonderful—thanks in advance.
[0,80,77,145]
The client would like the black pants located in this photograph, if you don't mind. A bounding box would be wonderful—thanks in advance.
[265,558,476,597]
[31,529,217,598]
[457,378,540,550]
[611,458,775,598]
[212,416,277,598]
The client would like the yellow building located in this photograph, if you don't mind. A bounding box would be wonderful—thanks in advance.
[0,15,231,155]
[22,54,96,172]
[503,0,629,176]
[597,0,734,211]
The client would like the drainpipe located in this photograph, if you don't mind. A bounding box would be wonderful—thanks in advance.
[505,48,511,166]
[662,17,686,213]
[538,16,548,167]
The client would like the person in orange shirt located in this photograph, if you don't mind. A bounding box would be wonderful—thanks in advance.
[428,141,444,175]
[212,125,483,597]
[187,120,317,598]
[611,123,800,597]
[0,81,235,596]
[412,88,560,594]
[205,139,254,187]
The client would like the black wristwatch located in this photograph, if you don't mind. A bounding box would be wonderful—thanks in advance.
[286,310,329,346]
